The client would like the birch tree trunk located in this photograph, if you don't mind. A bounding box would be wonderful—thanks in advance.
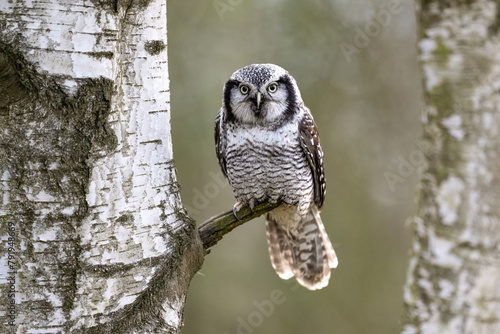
[0,1,203,333]
[402,1,500,333]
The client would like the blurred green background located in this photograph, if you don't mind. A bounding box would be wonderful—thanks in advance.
[169,1,421,333]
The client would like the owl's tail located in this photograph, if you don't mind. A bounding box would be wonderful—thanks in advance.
[265,205,338,290]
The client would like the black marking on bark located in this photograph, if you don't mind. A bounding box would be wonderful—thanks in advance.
[0,44,28,109]
[87,51,114,59]
[116,213,134,223]
[145,40,166,56]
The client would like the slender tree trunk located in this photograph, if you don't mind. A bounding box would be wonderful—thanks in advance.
[0,1,203,333]
[402,1,500,333]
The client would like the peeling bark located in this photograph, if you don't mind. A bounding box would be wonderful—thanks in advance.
[402,1,500,333]
[0,1,203,333]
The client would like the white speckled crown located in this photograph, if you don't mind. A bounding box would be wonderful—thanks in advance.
[230,64,288,87]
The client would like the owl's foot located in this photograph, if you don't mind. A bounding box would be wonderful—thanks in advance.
[248,198,255,211]
[233,199,256,220]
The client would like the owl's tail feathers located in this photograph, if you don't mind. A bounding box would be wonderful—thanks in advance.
[265,206,338,290]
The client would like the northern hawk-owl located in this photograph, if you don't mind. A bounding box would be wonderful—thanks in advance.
[215,64,338,290]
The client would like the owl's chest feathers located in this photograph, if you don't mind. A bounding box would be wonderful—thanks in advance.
[225,122,313,204]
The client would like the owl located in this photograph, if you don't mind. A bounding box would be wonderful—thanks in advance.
[214,64,338,290]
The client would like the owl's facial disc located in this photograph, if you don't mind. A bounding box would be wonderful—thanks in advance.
[233,82,288,125]
[225,73,293,126]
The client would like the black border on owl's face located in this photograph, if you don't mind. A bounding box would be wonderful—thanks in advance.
[223,79,239,123]
[277,74,297,124]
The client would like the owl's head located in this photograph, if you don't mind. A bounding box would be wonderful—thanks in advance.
[222,64,303,126]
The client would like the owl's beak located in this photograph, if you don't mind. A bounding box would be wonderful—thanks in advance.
[256,92,262,109]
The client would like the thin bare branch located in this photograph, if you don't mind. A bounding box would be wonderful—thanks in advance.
[198,201,283,250]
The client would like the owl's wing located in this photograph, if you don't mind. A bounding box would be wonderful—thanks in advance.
[298,107,326,210]
[214,108,228,178]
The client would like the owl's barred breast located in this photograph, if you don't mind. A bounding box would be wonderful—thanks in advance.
[225,120,314,211]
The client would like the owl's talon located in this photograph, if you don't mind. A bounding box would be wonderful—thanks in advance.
[233,201,245,220]
[233,207,240,220]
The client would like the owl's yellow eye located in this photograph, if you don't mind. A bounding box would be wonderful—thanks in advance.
[240,85,249,94]
[268,83,278,93]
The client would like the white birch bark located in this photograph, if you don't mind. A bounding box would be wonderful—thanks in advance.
[0,1,203,333]
[402,1,500,333]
